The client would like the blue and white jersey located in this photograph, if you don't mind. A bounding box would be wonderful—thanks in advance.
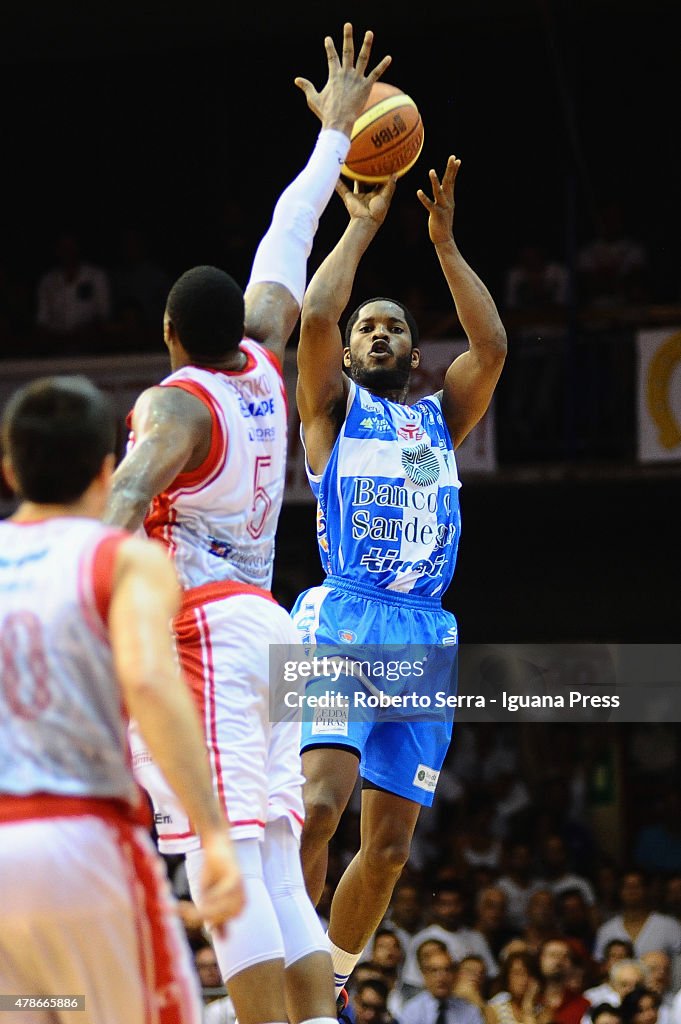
[304,380,461,599]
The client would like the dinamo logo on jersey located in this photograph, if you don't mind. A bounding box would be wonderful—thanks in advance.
[401,442,440,486]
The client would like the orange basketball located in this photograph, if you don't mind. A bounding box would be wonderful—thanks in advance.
[341,82,424,184]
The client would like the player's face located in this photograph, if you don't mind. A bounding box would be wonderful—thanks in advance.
[344,300,419,393]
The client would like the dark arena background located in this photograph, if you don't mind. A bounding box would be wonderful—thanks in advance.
[2,0,681,1009]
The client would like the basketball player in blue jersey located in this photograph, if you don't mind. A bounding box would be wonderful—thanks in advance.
[290,154,507,1008]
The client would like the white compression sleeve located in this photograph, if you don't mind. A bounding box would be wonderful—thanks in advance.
[246,128,351,307]
[185,840,285,981]
[261,817,330,968]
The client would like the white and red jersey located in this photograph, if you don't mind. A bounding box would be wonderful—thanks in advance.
[136,339,288,591]
[0,517,138,806]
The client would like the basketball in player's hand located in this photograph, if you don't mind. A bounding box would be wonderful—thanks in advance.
[341,82,424,184]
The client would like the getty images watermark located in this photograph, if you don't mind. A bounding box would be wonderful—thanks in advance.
[269,644,681,724]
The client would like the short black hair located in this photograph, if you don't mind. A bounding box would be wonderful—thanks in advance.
[355,979,388,1003]
[416,938,448,968]
[166,265,244,358]
[591,1003,624,1024]
[620,987,660,1024]
[344,296,419,350]
[2,376,116,503]
[604,938,635,958]
[433,879,467,899]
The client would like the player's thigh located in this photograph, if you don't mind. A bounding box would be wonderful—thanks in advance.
[187,596,279,834]
[362,718,453,807]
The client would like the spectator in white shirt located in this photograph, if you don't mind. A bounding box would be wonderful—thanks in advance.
[497,841,547,932]
[36,232,110,336]
[584,959,646,1013]
[541,834,596,908]
[402,882,498,988]
[640,952,674,1024]
[593,872,681,990]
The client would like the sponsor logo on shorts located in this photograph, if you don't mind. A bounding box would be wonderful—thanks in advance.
[338,629,357,643]
[311,705,349,737]
[412,764,440,793]
[154,812,172,825]
[441,626,458,646]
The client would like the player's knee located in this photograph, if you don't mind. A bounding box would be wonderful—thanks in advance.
[302,784,344,843]
[361,832,411,880]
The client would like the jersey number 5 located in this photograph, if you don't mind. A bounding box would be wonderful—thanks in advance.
[247,455,273,540]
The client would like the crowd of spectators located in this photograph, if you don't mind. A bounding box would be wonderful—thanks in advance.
[0,226,171,358]
[163,722,681,1023]
[0,201,678,362]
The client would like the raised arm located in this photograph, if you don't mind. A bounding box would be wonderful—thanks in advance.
[110,537,244,930]
[243,23,391,367]
[297,176,396,474]
[103,385,212,531]
[417,156,507,448]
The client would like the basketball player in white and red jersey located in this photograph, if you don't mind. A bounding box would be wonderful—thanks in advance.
[103,24,391,1024]
[0,376,244,1024]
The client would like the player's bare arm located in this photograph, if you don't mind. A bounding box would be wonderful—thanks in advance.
[244,23,391,368]
[110,536,245,930]
[297,176,397,475]
[103,385,212,531]
[417,155,507,448]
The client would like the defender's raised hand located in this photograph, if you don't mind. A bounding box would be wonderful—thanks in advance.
[295,23,391,137]
[417,155,461,246]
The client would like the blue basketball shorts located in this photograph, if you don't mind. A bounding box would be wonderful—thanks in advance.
[290,575,458,807]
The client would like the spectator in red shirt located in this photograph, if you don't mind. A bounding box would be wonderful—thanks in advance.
[537,938,590,1024]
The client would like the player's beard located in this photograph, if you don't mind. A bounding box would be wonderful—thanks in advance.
[348,351,412,396]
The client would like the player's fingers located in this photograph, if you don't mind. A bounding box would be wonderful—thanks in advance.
[355,28,374,73]
[341,22,355,67]
[442,155,461,190]
[335,179,351,200]
[429,168,444,199]
[368,54,392,83]
[199,881,245,923]
[201,890,244,922]
[294,78,316,101]
[324,35,340,70]
[381,176,398,200]
[416,188,433,211]
[294,79,323,120]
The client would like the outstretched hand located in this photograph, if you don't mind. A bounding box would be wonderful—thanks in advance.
[417,155,461,246]
[295,22,391,137]
[335,176,397,229]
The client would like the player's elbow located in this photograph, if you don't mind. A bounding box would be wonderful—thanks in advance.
[478,327,507,369]
[104,481,154,529]
[301,296,337,331]
[489,326,508,359]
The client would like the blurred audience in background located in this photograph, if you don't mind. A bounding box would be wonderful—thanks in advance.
[35,231,110,348]
[577,202,650,311]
